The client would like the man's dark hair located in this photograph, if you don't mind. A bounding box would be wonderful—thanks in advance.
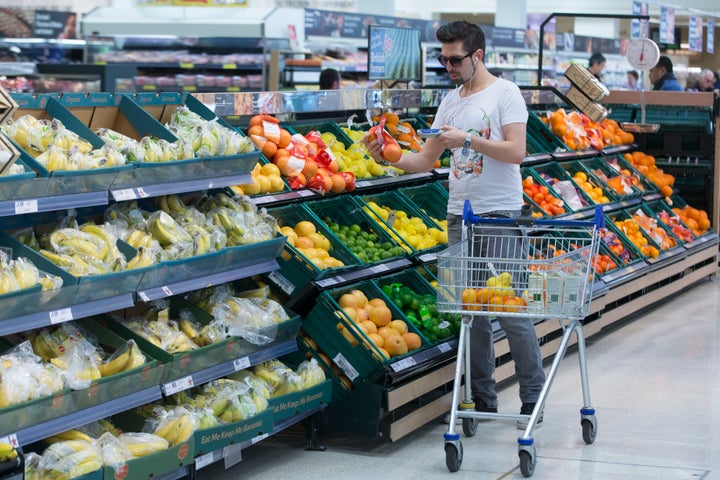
[654,55,673,73]
[627,70,639,80]
[589,52,606,67]
[319,68,340,89]
[436,21,486,58]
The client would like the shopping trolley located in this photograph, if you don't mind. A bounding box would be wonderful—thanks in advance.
[437,200,604,477]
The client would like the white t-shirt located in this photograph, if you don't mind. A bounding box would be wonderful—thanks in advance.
[432,78,528,215]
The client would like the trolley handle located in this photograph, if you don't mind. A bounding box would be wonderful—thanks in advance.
[462,201,605,229]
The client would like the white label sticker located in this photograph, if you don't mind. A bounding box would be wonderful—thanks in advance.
[390,356,417,372]
[0,434,18,448]
[297,189,314,197]
[161,286,173,297]
[138,291,150,302]
[420,253,438,263]
[315,278,337,288]
[267,270,295,295]
[356,181,371,188]
[233,356,251,371]
[112,189,137,201]
[48,308,73,324]
[163,375,194,396]
[370,263,390,274]
[137,187,149,198]
[15,199,38,214]
[263,121,281,141]
[250,433,269,445]
[333,352,359,381]
[437,342,453,353]
[195,453,214,469]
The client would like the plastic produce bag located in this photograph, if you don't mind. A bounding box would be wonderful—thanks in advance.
[96,431,133,466]
[212,296,277,345]
[297,358,326,389]
[117,432,169,457]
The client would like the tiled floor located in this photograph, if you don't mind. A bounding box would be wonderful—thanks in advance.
[199,273,720,479]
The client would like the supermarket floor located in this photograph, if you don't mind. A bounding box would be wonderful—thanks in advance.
[200,272,720,480]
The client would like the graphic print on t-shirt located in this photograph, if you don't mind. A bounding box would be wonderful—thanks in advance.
[452,108,491,180]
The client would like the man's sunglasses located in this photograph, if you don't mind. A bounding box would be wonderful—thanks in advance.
[437,52,473,67]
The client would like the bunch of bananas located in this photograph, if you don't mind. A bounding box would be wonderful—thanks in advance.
[0,254,43,295]
[0,341,65,408]
[167,106,253,157]
[97,340,146,377]
[117,433,169,457]
[34,438,103,480]
[123,308,199,354]
[197,192,278,246]
[177,316,226,348]
[252,359,325,398]
[37,224,128,277]
[1,115,128,172]
[151,410,196,447]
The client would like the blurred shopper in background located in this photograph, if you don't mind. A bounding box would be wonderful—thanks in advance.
[319,68,341,90]
[588,52,606,82]
[649,56,683,91]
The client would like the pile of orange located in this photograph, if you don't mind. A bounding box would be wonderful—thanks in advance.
[631,211,677,250]
[461,287,527,313]
[571,171,611,204]
[522,176,566,216]
[370,113,423,152]
[591,253,618,275]
[622,151,675,198]
[545,109,634,151]
[671,205,711,236]
[613,218,660,258]
[336,289,422,361]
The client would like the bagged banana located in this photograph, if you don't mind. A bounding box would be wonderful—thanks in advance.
[0,341,64,408]
[37,439,103,479]
[212,296,277,345]
[117,432,169,457]
[96,431,134,467]
[146,406,197,447]
[96,128,144,162]
[297,358,326,389]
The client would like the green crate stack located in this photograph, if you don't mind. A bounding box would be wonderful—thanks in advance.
[558,160,620,204]
[526,111,570,155]
[525,164,594,213]
[606,210,665,260]
[396,182,449,225]
[598,219,647,267]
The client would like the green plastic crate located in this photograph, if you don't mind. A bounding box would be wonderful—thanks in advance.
[527,111,570,154]
[302,280,428,386]
[372,269,460,344]
[558,160,620,203]
[396,182,449,226]
[520,167,572,216]
[354,191,446,255]
[621,204,684,252]
[607,211,664,260]
[529,162,597,212]
[304,196,408,266]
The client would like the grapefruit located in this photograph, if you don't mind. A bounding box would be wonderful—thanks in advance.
[368,305,392,327]
[402,332,422,350]
[384,335,408,356]
[388,319,408,335]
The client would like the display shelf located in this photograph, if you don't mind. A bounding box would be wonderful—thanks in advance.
[109,171,252,202]
[6,385,161,447]
[0,190,110,218]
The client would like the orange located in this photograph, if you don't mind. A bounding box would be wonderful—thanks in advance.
[360,320,378,335]
[384,335,408,357]
[355,307,370,323]
[388,319,408,335]
[278,129,292,148]
[341,306,358,322]
[367,298,387,309]
[368,305,392,327]
[367,333,384,348]
[461,288,476,309]
[402,332,422,351]
[347,289,368,307]
[294,236,314,249]
[338,293,361,309]
[294,220,316,237]
[382,143,403,163]
[377,326,401,342]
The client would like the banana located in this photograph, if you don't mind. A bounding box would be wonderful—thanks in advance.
[66,449,102,477]
[178,318,200,342]
[125,343,146,370]
[209,397,232,418]
[154,413,194,446]
[80,224,113,260]
[97,419,121,436]
[148,211,192,247]
[166,194,187,215]
[118,433,168,457]
[45,429,94,445]
[250,388,268,413]
[98,340,133,377]
[30,332,56,361]
[126,247,155,270]
[0,442,16,461]
[152,416,180,442]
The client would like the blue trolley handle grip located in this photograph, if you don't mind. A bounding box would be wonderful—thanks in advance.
[462,200,605,229]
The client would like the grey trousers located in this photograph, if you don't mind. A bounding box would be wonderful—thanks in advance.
[447,213,545,407]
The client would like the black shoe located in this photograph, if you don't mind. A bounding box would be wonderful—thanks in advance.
[517,402,543,430]
[474,398,498,421]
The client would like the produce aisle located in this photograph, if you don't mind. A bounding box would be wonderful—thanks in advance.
[199,273,720,480]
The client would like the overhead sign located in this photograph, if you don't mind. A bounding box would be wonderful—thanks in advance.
[630,1,649,39]
[708,19,715,54]
[688,16,703,52]
[659,6,675,45]
[33,10,77,39]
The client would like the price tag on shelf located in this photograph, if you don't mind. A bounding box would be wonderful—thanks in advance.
[315,278,337,289]
[180,62,194,69]
[137,291,150,302]
[136,187,149,198]
[356,181,372,188]
[296,189,314,197]
[48,308,73,325]
[333,352,359,381]
[390,356,417,372]
[267,271,295,295]
[163,375,194,396]
[161,286,174,297]
[370,263,390,274]
[112,189,137,201]
[437,342,453,353]
[222,63,237,70]
[233,356,251,371]
[15,199,38,215]
[195,453,215,470]
[250,433,269,445]
[0,434,18,448]
[419,252,437,263]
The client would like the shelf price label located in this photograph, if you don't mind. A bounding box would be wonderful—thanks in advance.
[15,199,38,215]
[112,189,137,201]
[333,352,359,381]
[179,62,194,69]
[436,342,453,353]
[163,375,194,396]
[222,63,237,69]
[48,308,73,325]
[267,271,295,295]
[370,263,389,274]
[0,434,18,448]
[233,356,251,371]
[195,452,215,470]
[390,356,417,372]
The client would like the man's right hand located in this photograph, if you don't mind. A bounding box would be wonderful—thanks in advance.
[361,131,385,164]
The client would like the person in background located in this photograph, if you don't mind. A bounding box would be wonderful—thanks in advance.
[319,68,341,90]
[648,56,683,91]
[714,69,720,89]
[362,20,546,429]
[694,69,716,92]
[625,70,641,90]
[588,52,606,81]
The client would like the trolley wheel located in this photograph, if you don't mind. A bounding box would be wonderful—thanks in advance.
[582,419,597,444]
[462,417,478,437]
[445,442,463,472]
[519,450,536,477]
